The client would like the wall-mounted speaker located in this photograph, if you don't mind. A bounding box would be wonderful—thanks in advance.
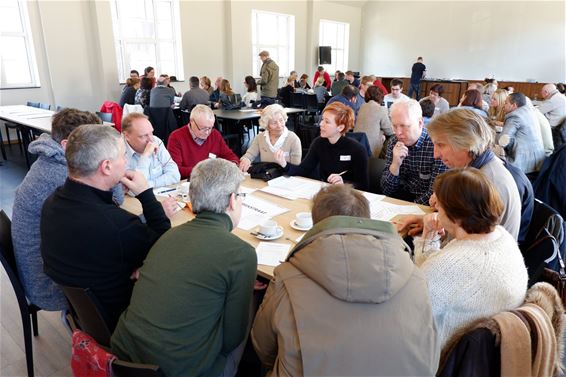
[319,46,331,65]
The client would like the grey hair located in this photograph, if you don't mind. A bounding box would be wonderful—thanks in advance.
[390,99,422,123]
[190,104,215,122]
[259,104,288,129]
[65,124,122,177]
[189,159,244,214]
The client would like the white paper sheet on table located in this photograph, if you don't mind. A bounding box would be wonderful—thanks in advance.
[256,242,291,266]
[239,185,256,195]
[363,192,385,203]
[238,194,290,230]
[264,176,326,200]
[370,201,425,221]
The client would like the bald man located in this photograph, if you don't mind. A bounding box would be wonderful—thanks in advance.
[534,84,566,128]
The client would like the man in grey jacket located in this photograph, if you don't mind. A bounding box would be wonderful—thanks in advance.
[258,50,279,101]
[149,75,175,108]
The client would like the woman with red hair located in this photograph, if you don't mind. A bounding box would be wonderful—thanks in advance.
[274,102,369,189]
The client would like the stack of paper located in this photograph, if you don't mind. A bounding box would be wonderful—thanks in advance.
[256,242,291,266]
[370,201,425,221]
[263,176,326,200]
[238,194,290,230]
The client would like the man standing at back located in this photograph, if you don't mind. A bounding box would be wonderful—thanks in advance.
[41,125,171,330]
[180,76,210,112]
[258,50,279,102]
[408,57,426,100]
[112,158,257,377]
[381,99,447,205]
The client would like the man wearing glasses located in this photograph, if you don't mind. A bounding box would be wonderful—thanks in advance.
[167,104,239,179]
[384,78,410,110]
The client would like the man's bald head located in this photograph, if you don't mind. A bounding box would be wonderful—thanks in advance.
[541,83,557,99]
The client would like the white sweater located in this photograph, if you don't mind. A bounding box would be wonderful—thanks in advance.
[414,226,528,349]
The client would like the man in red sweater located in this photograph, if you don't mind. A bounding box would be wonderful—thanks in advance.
[167,105,239,179]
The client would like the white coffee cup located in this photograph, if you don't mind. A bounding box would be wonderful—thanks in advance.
[259,220,278,237]
[295,212,313,228]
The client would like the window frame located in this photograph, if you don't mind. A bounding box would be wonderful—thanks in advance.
[318,19,350,73]
[251,9,295,78]
[0,0,41,89]
[110,0,185,84]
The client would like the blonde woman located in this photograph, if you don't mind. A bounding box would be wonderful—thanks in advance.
[313,76,328,104]
[488,89,508,126]
[239,104,301,172]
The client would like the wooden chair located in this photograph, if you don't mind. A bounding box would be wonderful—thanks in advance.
[0,210,41,377]
[59,285,112,349]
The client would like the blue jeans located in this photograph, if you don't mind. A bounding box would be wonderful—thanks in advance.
[219,339,247,377]
[408,82,421,100]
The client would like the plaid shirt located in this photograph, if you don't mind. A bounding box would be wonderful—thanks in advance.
[381,128,447,205]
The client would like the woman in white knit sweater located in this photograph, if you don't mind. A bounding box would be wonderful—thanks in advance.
[239,104,302,172]
[414,168,528,349]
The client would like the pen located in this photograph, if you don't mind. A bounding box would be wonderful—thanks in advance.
[168,194,184,210]
[158,187,176,194]
[337,170,348,176]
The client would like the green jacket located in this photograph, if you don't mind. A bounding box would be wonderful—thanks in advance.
[111,211,257,377]
[259,58,279,98]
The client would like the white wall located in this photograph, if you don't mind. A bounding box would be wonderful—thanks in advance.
[360,1,566,82]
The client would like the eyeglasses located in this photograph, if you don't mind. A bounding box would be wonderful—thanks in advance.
[192,119,213,133]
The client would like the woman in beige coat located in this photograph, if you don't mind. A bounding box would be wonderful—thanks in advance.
[354,85,394,157]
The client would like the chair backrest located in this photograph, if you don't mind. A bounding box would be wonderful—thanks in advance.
[144,107,177,144]
[39,103,51,110]
[60,285,112,347]
[345,132,372,157]
[112,359,163,377]
[290,92,306,108]
[26,101,40,108]
[367,157,387,195]
[96,111,114,123]
[305,94,320,113]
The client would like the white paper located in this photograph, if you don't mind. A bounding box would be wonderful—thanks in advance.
[238,194,290,230]
[260,185,299,200]
[256,242,291,266]
[370,201,425,221]
[363,192,385,203]
[266,176,326,200]
[239,185,256,195]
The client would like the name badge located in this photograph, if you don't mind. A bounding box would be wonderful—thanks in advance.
[419,172,431,180]
[340,155,351,161]
[208,153,217,159]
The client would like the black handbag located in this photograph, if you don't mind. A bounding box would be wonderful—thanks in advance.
[540,232,566,306]
[248,162,284,181]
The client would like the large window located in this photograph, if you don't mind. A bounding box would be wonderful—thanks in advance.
[110,0,184,82]
[319,19,349,73]
[0,0,40,89]
[251,10,295,78]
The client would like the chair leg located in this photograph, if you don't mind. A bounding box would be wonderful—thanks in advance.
[31,307,39,337]
[21,309,35,377]
[16,128,24,153]
[4,124,12,146]
[0,128,7,160]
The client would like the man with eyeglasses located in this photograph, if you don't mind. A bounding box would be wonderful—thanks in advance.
[111,158,257,377]
[167,104,240,179]
[122,113,180,189]
[384,78,410,110]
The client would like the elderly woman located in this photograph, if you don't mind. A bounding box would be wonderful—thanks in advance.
[414,168,528,349]
[274,102,369,190]
[398,109,522,240]
[458,89,488,117]
[239,104,301,172]
[488,88,508,126]
[419,84,450,117]
[354,85,393,157]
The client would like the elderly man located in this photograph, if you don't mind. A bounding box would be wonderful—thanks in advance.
[149,74,175,107]
[12,109,120,312]
[180,76,210,111]
[122,113,180,188]
[499,92,545,174]
[252,184,439,377]
[258,50,279,101]
[112,159,257,377]
[167,104,239,179]
[41,125,172,330]
[534,83,566,142]
[381,99,447,205]
[209,76,223,103]
[384,79,410,109]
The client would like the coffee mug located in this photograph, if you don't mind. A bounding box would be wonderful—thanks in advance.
[295,212,313,228]
[260,220,278,236]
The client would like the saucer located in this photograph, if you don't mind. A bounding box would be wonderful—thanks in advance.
[255,226,284,241]
[290,220,312,232]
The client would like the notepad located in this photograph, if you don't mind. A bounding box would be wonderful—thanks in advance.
[256,242,291,266]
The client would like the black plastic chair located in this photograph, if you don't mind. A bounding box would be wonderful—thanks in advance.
[0,210,40,377]
[59,285,112,349]
[96,111,113,123]
[345,132,372,157]
[290,92,306,108]
[144,107,177,145]
[368,157,387,195]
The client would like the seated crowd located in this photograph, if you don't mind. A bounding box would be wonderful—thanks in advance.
[10,56,566,376]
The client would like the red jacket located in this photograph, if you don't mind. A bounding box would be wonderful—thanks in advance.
[313,71,331,90]
[167,126,239,179]
[99,101,123,132]
[373,80,389,95]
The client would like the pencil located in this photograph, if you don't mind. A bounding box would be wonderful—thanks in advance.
[337,170,348,176]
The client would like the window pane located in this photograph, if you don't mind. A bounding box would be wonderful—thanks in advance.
[0,3,22,33]
[1,36,31,84]
[158,41,174,61]
[124,42,156,69]
[156,21,172,39]
[121,19,154,39]
[155,1,171,20]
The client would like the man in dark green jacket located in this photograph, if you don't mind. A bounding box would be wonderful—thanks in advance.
[111,158,257,377]
[258,50,279,100]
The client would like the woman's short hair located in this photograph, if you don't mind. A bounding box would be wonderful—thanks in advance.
[140,77,153,90]
[311,184,370,224]
[364,85,384,104]
[460,89,483,109]
[430,84,444,96]
[65,124,122,178]
[244,75,257,92]
[126,77,140,87]
[259,104,288,129]
[200,76,212,89]
[433,168,503,234]
[323,102,355,135]
[420,99,435,118]
[189,159,244,214]
[51,108,101,143]
[428,108,494,158]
